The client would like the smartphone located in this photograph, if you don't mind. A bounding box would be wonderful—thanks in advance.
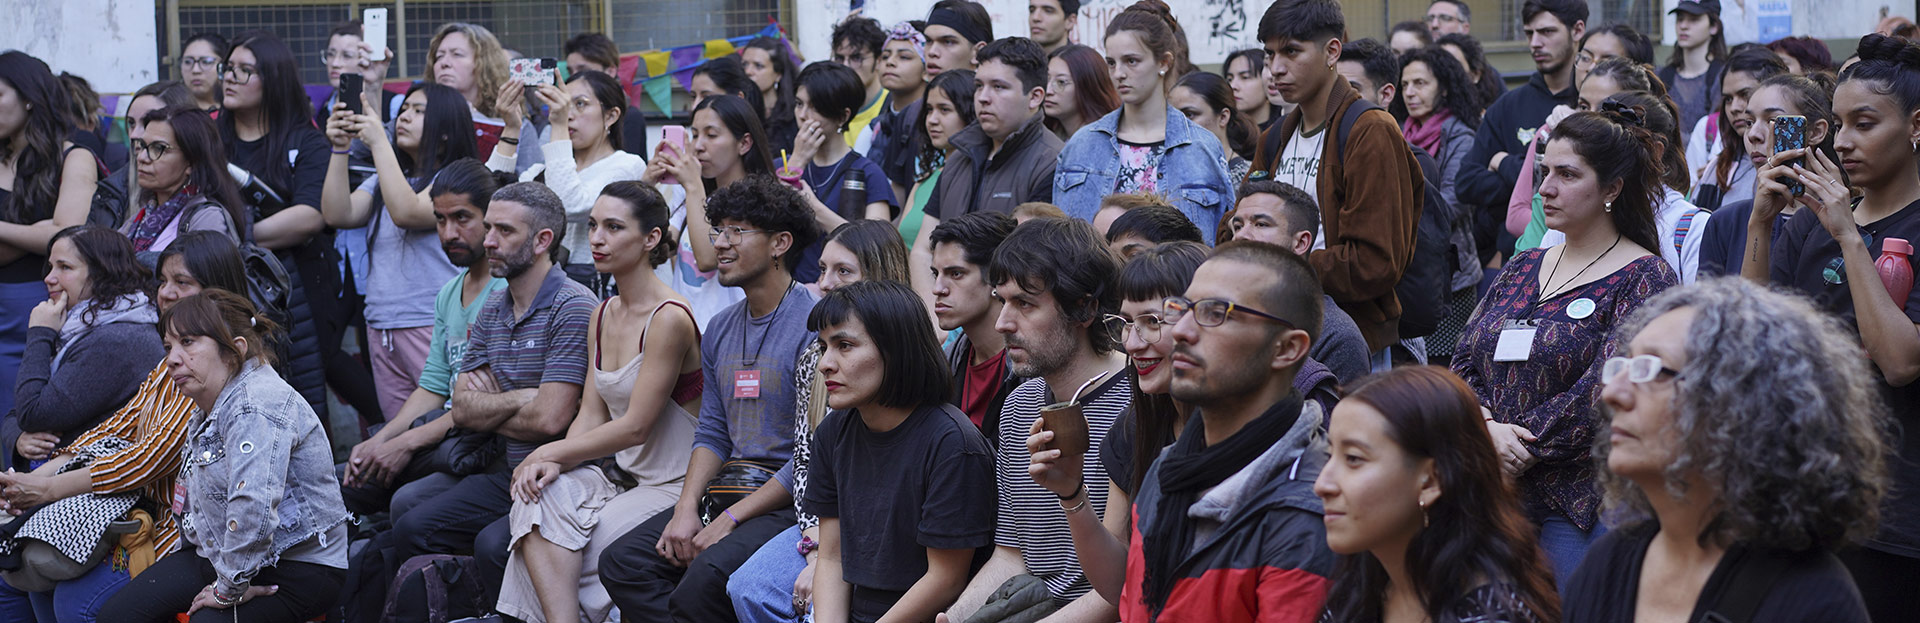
[510,58,558,86]
[363,8,389,62]
[660,125,686,185]
[339,73,364,115]
[1774,114,1807,196]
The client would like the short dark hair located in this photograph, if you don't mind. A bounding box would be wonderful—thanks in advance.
[492,182,569,262]
[796,61,867,131]
[988,218,1122,354]
[832,17,887,58]
[159,231,250,298]
[1431,0,1470,22]
[1237,179,1319,238]
[1258,0,1346,46]
[1208,240,1324,341]
[705,174,822,274]
[1107,205,1203,245]
[1521,0,1587,29]
[976,37,1049,92]
[328,20,364,40]
[928,211,1016,269]
[1117,241,1209,302]
[1050,0,1084,14]
[1223,48,1267,78]
[1341,38,1400,93]
[1583,23,1656,65]
[183,32,231,60]
[430,158,502,213]
[563,32,621,70]
[693,56,765,117]
[1390,21,1432,47]
[807,280,952,409]
[822,219,911,285]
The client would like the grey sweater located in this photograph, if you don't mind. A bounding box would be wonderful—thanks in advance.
[3,324,165,470]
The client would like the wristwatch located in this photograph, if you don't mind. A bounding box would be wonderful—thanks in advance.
[796,535,819,557]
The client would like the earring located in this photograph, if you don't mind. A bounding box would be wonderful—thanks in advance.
[1605,201,1613,213]
[1420,501,1429,528]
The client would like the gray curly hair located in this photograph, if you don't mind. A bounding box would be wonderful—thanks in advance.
[1597,277,1892,551]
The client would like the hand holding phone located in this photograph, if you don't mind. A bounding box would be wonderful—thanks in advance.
[363,9,389,62]
[660,126,687,185]
[339,73,364,115]
[1773,114,1808,196]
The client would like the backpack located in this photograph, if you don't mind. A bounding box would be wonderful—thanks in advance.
[1263,100,1455,339]
[382,554,488,623]
[180,200,294,355]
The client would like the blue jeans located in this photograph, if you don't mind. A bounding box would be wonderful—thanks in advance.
[728,524,811,623]
[1538,515,1603,590]
[0,561,132,623]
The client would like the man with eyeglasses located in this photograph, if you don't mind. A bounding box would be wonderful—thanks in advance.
[1110,240,1335,622]
[832,17,890,151]
[939,217,1130,623]
[1425,0,1472,36]
[1225,180,1372,384]
[318,20,399,124]
[600,175,821,622]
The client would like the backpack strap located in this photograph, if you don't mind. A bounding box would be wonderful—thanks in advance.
[1673,206,1703,258]
[1334,99,1383,163]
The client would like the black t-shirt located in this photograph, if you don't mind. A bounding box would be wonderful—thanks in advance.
[784,152,897,284]
[1100,407,1139,497]
[226,125,331,219]
[1562,522,1869,623]
[1768,198,1920,556]
[804,402,996,614]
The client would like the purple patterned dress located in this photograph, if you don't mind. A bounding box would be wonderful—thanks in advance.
[1450,248,1678,531]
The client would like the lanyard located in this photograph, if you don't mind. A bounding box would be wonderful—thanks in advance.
[739,279,795,367]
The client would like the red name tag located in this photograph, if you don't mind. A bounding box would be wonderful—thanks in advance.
[733,369,762,399]
[171,481,188,515]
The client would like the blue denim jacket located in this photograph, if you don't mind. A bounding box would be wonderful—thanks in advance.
[179,359,349,600]
[1052,105,1234,244]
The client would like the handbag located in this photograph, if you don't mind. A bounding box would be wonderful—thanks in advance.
[409,408,505,476]
[699,459,782,525]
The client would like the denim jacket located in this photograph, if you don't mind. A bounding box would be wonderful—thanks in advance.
[1053,105,1234,244]
[179,359,349,600]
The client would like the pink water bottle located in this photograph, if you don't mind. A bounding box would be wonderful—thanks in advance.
[1877,238,1914,311]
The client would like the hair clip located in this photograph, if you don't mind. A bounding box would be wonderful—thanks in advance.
[1599,101,1646,128]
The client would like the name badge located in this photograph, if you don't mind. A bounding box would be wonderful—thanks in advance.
[172,481,188,515]
[1493,320,1537,362]
[733,369,762,399]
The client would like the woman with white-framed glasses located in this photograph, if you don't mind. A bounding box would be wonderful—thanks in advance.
[177,33,227,113]
[1561,278,1888,623]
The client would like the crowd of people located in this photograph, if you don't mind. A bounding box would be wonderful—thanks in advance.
[0,0,1914,620]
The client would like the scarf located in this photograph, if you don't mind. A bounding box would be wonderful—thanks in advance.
[1401,110,1452,158]
[1141,391,1304,616]
[886,21,927,63]
[126,185,202,252]
[52,292,159,375]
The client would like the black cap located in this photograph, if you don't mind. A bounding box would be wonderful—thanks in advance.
[1670,0,1721,17]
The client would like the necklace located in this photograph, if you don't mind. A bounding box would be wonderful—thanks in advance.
[804,153,851,190]
[1539,235,1622,303]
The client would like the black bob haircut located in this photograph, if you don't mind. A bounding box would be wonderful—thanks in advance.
[988,217,1122,354]
[1522,0,1588,30]
[807,279,952,409]
[976,37,1050,93]
[797,61,868,131]
[1117,241,1209,303]
[704,174,822,274]
[1107,205,1203,245]
[1258,0,1347,46]
[928,211,1017,270]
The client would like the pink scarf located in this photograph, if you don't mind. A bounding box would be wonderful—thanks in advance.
[1402,109,1453,156]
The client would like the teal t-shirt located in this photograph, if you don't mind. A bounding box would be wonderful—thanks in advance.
[417,268,509,401]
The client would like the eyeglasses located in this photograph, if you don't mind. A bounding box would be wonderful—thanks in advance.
[129,138,174,161]
[1601,355,1682,385]
[1161,296,1295,329]
[1426,13,1461,24]
[1576,51,1617,69]
[708,226,771,243]
[180,56,221,70]
[1048,77,1072,94]
[218,63,257,85]
[1102,313,1169,344]
[322,49,364,64]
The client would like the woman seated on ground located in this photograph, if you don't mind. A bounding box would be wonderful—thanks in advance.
[806,280,995,622]
[99,290,349,623]
[1563,278,1887,622]
[1315,366,1560,622]
[3,227,162,472]
[495,182,703,623]
[121,107,246,250]
[0,231,254,623]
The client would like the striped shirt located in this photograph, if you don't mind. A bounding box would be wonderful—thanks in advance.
[996,373,1133,602]
[460,265,597,467]
[62,362,194,555]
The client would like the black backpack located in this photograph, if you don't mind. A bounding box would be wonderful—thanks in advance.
[382,554,488,623]
[1260,100,1455,339]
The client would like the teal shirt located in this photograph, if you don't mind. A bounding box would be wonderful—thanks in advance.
[418,268,508,401]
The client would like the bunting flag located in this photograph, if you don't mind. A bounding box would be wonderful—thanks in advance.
[626,20,793,113]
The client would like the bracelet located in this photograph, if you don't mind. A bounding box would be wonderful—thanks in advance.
[330,148,350,155]
[212,589,241,607]
[1061,495,1089,515]
[1056,481,1084,502]
[499,136,519,145]
[724,509,739,525]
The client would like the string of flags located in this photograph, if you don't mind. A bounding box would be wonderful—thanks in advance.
[618,19,799,115]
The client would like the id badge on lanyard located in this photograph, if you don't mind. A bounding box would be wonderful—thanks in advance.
[1493,319,1538,362]
[733,369,762,399]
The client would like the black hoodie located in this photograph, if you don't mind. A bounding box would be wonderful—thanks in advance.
[1456,71,1578,212]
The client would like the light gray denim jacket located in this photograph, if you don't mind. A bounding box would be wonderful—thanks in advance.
[179,359,349,600]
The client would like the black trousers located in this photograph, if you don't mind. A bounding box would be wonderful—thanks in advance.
[598,506,796,623]
[98,552,344,623]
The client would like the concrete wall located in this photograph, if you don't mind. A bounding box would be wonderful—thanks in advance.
[795,0,1268,66]
[2,0,160,93]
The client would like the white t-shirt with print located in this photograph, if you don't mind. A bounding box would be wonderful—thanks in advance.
[1274,123,1328,249]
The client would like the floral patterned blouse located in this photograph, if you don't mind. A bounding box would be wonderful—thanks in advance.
[1450,248,1677,531]
[1319,582,1542,623]
[1114,139,1166,195]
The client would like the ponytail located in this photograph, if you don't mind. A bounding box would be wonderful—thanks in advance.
[1106,0,1191,87]
[1602,91,1689,191]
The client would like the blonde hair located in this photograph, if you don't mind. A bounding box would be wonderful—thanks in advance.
[425,23,509,118]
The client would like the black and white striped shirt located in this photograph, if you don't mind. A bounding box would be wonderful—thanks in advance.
[995,373,1133,603]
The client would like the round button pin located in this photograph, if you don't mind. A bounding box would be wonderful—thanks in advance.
[1567,298,1597,320]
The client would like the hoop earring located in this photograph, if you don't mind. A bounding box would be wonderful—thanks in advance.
[1420,501,1429,528]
